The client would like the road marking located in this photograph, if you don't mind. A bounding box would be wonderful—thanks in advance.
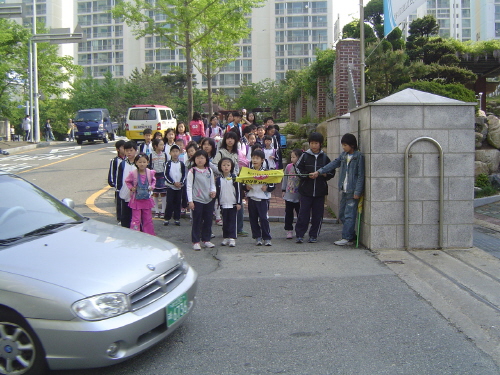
[17,148,102,174]
[86,185,113,217]
[49,146,82,153]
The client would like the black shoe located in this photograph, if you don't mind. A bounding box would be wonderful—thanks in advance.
[174,221,180,226]
[296,237,303,244]
[163,220,169,226]
[308,237,317,243]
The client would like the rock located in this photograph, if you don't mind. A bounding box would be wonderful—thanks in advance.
[475,132,484,148]
[487,115,500,148]
[489,173,500,189]
[316,121,328,139]
[475,117,488,135]
[476,149,500,173]
[475,161,489,177]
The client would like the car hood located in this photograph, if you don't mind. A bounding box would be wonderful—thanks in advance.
[0,219,181,296]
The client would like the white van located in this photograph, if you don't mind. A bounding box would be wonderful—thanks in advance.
[125,105,176,141]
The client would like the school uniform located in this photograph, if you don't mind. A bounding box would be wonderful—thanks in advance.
[138,142,153,157]
[108,155,125,221]
[164,159,186,221]
[116,158,137,228]
[244,164,275,241]
[187,167,216,244]
[216,174,243,240]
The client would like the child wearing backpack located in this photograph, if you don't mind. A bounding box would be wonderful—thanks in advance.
[125,153,156,235]
[187,149,216,250]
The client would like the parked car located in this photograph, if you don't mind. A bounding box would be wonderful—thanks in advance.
[0,171,197,373]
[125,105,176,141]
[74,108,119,145]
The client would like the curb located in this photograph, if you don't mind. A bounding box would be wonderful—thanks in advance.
[1,141,76,155]
[474,194,500,208]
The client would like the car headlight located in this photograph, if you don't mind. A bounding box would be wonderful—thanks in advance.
[72,293,130,321]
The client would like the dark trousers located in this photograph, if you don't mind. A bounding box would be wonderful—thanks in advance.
[181,186,188,209]
[115,191,122,221]
[222,206,237,239]
[165,188,182,221]
[191,199,215,243]
[284,200,300,230]
[295,195,324,239]
[120,199,132,228]
[247,198,271,240]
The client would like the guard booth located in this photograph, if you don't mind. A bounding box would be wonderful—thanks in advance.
[326,89,476,250]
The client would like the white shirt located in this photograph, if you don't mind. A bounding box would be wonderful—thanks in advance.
[343,154,353,191]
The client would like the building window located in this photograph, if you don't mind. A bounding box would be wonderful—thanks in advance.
[115,65,124,77]
[93,26,112,38]
[437,0,449,7]
[288,44,308,56]
[222,61,240,72]
[312,29,327,42]
[287,2,308,14]
[276,17,285,29]
[78,15,92,26]
[93,0,113,12]
[92,39,113,51]
[276,45,285,56]
[93,13,112,25]
[242,46,252,58]
[462,18,470,27]
[78,54,92,65]
[288,30,309,42]
[115,25,123,37]
[115,52,123,63]
[242,74,252,83]
[311,1,327,13]
[312,16,327,27]
[156,49,176,61]
[462,29,471,38]
[275,3,285,15]
[94,52,113,64]
[287,16,308,28]
[219,74,240,86]
[78,2,92,13]
[115,39,123,50]
[276,59,285,71]
[461,0,470,7]
[276,73,285,81]
[78,41,92,52]
[276,31,285,43]
[462,9,470,17]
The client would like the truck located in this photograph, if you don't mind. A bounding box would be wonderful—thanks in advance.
[74,108,118,145]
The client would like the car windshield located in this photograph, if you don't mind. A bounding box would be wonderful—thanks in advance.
[75,111,102,122]
[129,109,157,120]
[0,174,84,241]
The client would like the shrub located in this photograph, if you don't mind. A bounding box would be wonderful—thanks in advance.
[282,122,307,138]
[475,173,490,188]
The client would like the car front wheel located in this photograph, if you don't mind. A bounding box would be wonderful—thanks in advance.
[0,309,48,375]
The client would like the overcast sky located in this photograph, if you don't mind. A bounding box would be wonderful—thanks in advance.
[336,2,362,30]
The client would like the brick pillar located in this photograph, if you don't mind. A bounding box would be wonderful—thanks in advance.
[317,76,327,119]
[335,39,361,116]
[301,91,307,119]
[289,101,296,122]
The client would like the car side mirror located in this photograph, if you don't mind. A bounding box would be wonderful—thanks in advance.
[62,198,75,209]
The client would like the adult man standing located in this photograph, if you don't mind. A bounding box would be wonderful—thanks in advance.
[22,115,31,141]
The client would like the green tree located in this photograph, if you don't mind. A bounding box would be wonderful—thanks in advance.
[0,19,81,120]
[112,0,265,123]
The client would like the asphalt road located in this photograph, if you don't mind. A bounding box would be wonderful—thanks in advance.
[3,141,500,374]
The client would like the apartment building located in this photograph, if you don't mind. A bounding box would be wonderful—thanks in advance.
[5,0,332,97]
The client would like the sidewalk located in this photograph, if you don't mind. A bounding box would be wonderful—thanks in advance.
[0,139,69,155]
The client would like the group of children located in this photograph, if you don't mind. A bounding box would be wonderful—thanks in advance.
[108,115,364,249]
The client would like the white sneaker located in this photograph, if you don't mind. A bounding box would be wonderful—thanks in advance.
[229,239,236,247]
[221,238,230,246]
[203,241,215,248]
[193,243,201,251]
[334,239,353,246]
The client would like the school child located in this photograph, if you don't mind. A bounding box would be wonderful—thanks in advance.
[176,138,187,163]
[163,128,176,160]
[185,141,198,168]
[187,149,217,250]
[138,128,153,156]
[294,132,335,244]
[201,137,222,225]
[265,118,283,169]
[244,149,275,246]
[225,111,243,138]
[311,133,365,246]
[263,135,277,170]
[216,158,242,247]
[255,125,265,145]
[175,121,191,148]
[189,111,205,144]
[282,149,302,239]
[149,138,168,218]
[125,153,156,235]
[213,131,248,237]
[207,115,224,142]
[246,133,257,160]
[163,144,186,226]
[107,139,126,222]
[117,141,138,228]
[153,131,163,140]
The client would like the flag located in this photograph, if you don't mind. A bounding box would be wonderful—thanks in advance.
[384,0,426,36]
[236,167,284,184]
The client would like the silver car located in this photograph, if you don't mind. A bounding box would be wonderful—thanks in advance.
[0,172,197,374]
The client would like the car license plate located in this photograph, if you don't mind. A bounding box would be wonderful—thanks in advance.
[167,294,188,326]
[84,132,91,135]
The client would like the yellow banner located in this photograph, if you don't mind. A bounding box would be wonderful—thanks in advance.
[236,167,284,184]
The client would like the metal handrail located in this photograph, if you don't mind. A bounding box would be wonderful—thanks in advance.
[404,137,444,250]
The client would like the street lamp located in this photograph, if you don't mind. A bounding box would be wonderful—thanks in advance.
[30,25,85,142]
